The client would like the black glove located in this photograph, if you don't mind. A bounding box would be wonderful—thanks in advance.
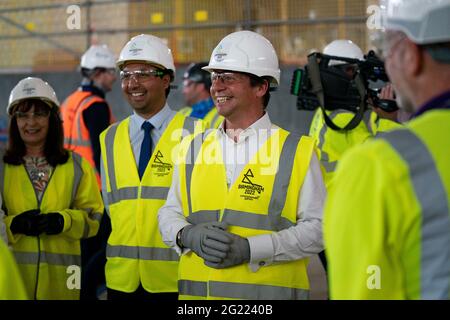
[181,221,231,263]
[204,232,250,269]
[38,212,65,235]
[10,209,41,236]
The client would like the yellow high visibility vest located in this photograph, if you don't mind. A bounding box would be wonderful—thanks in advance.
[309,108,401,188]
[178,106,223,129]
[1,152,103,300]
[0,239,28,300]
[178,128,316,300]
[324,109,450,299]
[100,113,204,293]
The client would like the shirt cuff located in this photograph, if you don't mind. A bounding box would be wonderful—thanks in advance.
[247,233,274,272]
[172,222,191,255]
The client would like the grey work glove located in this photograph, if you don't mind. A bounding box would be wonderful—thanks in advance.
[204,231,250,269]
[181,221,231,263]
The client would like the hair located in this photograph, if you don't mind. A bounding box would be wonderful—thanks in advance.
[420,42,450,64]
[248,74,272,108]
[3,99,69,167]
[161,69,173,97]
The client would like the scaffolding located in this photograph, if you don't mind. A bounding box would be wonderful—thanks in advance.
[0,0,371,72]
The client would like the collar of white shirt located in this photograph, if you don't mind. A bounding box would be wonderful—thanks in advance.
[217,112,275,144]
[131,103,173,132]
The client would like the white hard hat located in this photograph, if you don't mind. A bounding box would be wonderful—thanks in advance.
[203,31,280,86]
[323,40,364,66]
[81,44,116,69]
[381,0,450,44]
[116,34,176,76]
[7,77,60,115]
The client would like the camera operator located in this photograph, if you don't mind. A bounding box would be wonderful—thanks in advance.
[308,40,401,189]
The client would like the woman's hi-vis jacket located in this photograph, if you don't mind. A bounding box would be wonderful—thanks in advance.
[1,152,104,300]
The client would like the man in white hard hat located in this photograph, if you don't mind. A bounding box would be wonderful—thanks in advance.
[324,0,450,299]
[61,44,117,186]
[179,62,223,128]
[60,44,117,300]
[158,30,325,300]
[100,34,203,300]
[309,39,400,190]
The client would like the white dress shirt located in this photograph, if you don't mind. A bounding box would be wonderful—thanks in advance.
[101,103,177,213]
[158,113,326,271]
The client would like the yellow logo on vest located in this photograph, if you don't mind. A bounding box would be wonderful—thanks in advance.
[151,150,172,177]
[238,169,264,200]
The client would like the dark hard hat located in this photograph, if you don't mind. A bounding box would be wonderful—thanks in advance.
[183,62,211,90]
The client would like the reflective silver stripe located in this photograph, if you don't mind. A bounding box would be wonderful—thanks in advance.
[318,110,347,173]
[223,209,294,231]
[382,129,450,299]
[139,247,179,261]
[267,133,300,221]
[182,116,195,138]
[71,152,83,205]
[363,109,374,135]
[107,187,139,204]
[82,208,93,239]
[83,210,103,239]
[14,251,81,266]
[322,160,337,172]
[209,281,309,300]
[107,244,178,261]
[210,110,221,128]
[185,132,209,215]
[187,210,220,224]
[89,211,103,222]
[178,280,207,297]
[65,138,91,147]
[141,186,170,200]
[104,122,121,191]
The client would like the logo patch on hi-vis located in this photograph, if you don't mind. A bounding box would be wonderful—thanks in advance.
[238,169,264,201]
[151,150,172,177]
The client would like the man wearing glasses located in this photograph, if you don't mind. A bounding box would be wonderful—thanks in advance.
[99,34,202,300]
[158,31,326,300]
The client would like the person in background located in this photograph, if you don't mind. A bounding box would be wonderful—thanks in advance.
[1,77,103,300]
[60,44,116,300]
[179,62,223,128]
[324,0,450,299]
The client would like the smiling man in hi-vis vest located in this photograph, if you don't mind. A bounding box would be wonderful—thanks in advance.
[158,30,326,300]
[100,34,203,300]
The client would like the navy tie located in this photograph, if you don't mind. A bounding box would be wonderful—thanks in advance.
[138,121,153,179]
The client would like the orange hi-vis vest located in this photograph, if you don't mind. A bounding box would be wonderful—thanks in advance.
[61,90,115,188]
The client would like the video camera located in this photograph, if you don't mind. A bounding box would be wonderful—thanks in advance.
[290,50,398,131]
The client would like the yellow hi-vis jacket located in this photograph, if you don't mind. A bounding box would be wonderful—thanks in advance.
[179,106,223,129]
[100,113,204,293]
[0,239,28,300]
[324,108,450,299]
[1,152,104,300]
[177,128,316,300]
[309,108,401,188]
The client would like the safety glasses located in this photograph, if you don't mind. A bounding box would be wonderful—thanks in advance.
[211,72,246,85]
[120,69,164,82]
